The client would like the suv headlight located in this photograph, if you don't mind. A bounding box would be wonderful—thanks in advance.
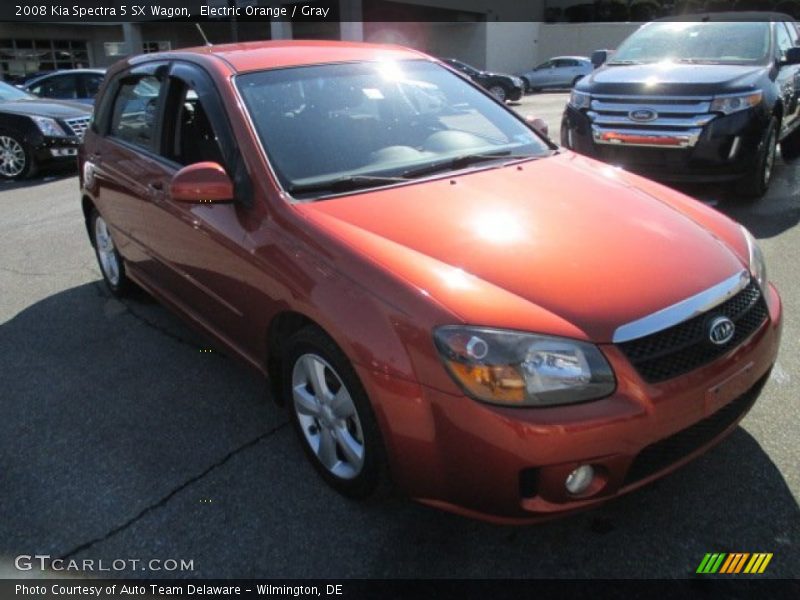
[710,91,762,115]
[31,116,68,137]
[433,326,615,407]
[741,226,767,291]
[569,89,591,110]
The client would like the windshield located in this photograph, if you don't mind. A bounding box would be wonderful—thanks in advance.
[611,21,771,65]
[236,60,550,197]
[0,81,36,101]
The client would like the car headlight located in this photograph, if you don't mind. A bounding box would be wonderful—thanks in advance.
[31,116,68,137]
[433,326,615,407]
[741,226,767,291]
[569,89,591,110]
[710,91,762,115]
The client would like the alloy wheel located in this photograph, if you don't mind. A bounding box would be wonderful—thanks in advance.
[488,85,507,102]
[94,216,120,286]
[0,136,26,178]
[291,353,365,480]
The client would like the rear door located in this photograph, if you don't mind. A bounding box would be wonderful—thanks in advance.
[88,63,170,278]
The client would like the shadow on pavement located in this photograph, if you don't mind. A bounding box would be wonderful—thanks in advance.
[0,281,797,578]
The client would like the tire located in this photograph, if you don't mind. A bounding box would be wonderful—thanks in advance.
[738,117,778,199]
[0,130,36,180]
[283,325,387,498]
[780,126,800,161]
[488,84,509,102]
[90,209,130,296]
[521,77,531,93]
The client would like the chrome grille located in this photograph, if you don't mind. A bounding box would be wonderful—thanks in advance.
[618,280,768,383]
[588,94,715,148]
[64,116,91,140]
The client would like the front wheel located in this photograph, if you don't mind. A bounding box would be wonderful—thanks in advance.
[0,132,35,180]
[488,84,508,102]
[738,117,778,199]
[283,326,387,498]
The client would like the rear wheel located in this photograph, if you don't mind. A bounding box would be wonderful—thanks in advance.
[738,117,778,199]
[283,326,387,498]
[90,210,130,296]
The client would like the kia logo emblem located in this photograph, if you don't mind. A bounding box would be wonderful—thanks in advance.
[708,316,735,345]
[629,108,658,122]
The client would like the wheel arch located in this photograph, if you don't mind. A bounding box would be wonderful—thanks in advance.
[81,194,96,246]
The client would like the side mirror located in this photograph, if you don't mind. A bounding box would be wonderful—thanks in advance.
[170,162,233,204]
[525,115,549,137]
[782,47,800,66]
[591,49,609,68]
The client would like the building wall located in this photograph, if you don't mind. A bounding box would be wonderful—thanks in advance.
[534,22,641,62]
[486,22,539,74]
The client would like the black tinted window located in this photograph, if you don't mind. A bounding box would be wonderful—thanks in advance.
[82,73,104,98]
[109,75,162,150]
[31,75,78,99]
[168,86,224,166]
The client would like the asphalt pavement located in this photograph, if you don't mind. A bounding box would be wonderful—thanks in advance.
[0,93,798,579]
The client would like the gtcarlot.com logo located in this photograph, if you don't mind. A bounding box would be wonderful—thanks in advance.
[15,554,194,573]
[696,552,773,575]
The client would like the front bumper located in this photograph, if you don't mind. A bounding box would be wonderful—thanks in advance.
[360,283,782,523]
[561,105,767,183]
[32,134,82,170]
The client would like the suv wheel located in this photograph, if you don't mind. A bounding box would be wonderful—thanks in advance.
[0,132,35,180]
[739,117,777,199]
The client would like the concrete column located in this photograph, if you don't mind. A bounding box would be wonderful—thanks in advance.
[122,23,143,56]
[339,0,363,41]
[270,19,293,40]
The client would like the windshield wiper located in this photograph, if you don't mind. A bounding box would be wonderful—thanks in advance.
[401,151,538,179]
[287,174,408,196]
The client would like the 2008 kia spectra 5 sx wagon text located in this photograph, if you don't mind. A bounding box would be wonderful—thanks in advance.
[79,41,782,524]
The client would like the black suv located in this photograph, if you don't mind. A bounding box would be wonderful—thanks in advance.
[561,13,800,197]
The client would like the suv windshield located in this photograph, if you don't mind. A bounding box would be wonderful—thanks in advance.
[236,59,550,197]
[610,21,771,65]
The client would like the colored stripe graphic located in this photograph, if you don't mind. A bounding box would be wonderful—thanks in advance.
[698,553,773,574]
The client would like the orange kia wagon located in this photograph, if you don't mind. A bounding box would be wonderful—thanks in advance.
[79,41,782,523]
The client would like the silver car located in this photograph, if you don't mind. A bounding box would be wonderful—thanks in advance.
[519,56,593,92]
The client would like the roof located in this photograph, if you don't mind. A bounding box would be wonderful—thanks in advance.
[656,12,795,23]
[134,40,429,74]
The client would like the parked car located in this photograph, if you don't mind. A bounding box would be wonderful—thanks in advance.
[0,81,91,179]
[21,69,106,106]
[518,56,593,92]
[81,40,781,523]
[561,13,800,198]
[441,58,524,102]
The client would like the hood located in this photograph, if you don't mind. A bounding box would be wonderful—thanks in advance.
[296,153,746,342]
[579,62,768,96]
[0,98,92,119]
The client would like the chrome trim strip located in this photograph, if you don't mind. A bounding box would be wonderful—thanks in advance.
[589,112,716,128]
[612,270,751,343]
[590,100,712,114]
[592,125,702,148]
[591,93,714,102]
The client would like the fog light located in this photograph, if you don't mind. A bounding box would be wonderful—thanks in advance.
[565,464,594,495]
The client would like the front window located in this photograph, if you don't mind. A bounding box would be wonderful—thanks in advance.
[0,81,35,102]
[610,21,771,65]
[236,60,550,198]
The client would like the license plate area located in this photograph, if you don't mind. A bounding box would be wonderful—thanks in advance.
[705,362,755,417]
